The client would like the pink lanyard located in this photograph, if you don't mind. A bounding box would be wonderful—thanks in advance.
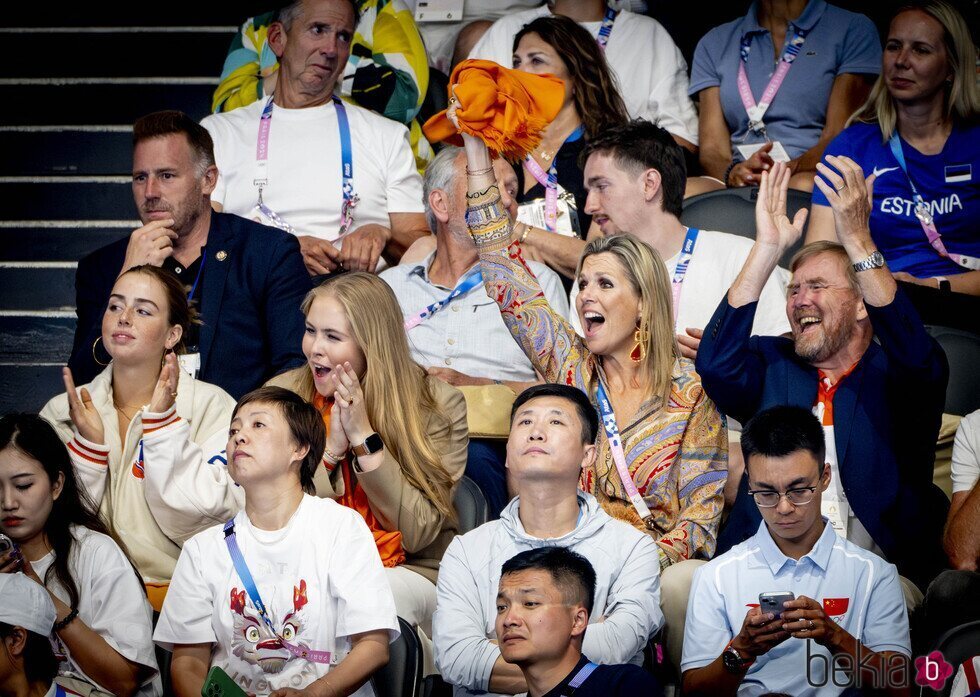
[888,132,980,271]
[736,26,808,136]
[523,125,585,233]
[595,380,655,528]
[670,227,699,328]
[254,95,359,237]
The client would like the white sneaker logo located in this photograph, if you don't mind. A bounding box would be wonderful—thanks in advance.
[872,166,899,178]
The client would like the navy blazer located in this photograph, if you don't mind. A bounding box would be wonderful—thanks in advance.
[696,290,949,590]
[69,212,312,400]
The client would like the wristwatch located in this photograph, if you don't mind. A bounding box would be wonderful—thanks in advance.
[351,433,384,458]
[851,249,885,273]
[937,276,952,293]
[722,644,755,674]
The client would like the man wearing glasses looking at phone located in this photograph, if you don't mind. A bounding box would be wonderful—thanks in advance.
[681,406,911,696]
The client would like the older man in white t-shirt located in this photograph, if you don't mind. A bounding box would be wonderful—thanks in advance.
[202,0,429,276]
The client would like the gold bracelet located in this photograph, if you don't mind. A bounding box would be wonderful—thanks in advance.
[323,444,345,464]
[519,223,531,243]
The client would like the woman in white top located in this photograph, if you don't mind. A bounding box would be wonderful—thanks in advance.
[40,264,238,607]
[154,386,398,697]
[0,414,160,696]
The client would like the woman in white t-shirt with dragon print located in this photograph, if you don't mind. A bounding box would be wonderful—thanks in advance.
[154,386,399,697]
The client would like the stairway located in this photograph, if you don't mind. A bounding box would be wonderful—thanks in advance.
[0,5,268,412]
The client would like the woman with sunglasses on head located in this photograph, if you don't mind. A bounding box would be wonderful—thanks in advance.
[40,265,240,610]
[0,415,160,696]
[155,386,398,697]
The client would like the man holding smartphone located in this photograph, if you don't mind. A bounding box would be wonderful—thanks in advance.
[680,406,911,696]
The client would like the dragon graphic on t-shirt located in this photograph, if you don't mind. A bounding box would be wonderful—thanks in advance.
[229,579,312,674]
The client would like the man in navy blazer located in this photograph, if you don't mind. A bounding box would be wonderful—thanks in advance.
[68,111,311,399]
[696,158,948,592]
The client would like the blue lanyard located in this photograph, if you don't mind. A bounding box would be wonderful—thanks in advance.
[568,661,599,691]
[187,248,206,302]
[404,269,483,330]
[887,132,927,204]
[256,96,358,236]
[55,687,67,697]
[596,7,617,50]
[222,520,333,664]
[670,227,699,326]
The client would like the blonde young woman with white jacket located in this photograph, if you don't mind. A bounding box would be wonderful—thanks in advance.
[40,265,241,609]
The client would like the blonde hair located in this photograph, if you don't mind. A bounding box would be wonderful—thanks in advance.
[577,234,680,404]
[789,241,860,294]
[299,273,457,522]
[848,0,980,140]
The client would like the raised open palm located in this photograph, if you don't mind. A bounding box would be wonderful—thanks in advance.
[754,161,808,251]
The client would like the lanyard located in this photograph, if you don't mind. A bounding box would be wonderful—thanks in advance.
[595,381,654,526]
[187,248,206,302]
[255,95,359,237]
[567,662,599,692]
[523,126,585,233]
[670,227,699,328]
[596,6,617,52]
[736,26,808,135]
[55,687,67,697]
[887,132,979,271]
[223,520,333,664]
[404,269,483,330]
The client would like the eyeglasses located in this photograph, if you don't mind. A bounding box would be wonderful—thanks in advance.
[747,486,818,508]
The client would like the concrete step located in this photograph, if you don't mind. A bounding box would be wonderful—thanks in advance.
[0,265,76,311]
[0,129,133,175]
[0,314,75,364]
[4,4,269,25]
[0,224,130,262]
[0,180,135,220]
[1,83,215,125]
[0,364,66,414]
[6,30,233,78]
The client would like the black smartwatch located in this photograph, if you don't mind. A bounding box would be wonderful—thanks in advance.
[351,433,384,458]
[722,644,754,674]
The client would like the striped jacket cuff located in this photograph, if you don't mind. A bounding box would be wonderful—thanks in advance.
[68,433,110,466]
[142,405,181,434]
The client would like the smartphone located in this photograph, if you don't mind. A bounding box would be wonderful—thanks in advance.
[0,534,14,556]
[201,666,248,697]
[759,591,796,620]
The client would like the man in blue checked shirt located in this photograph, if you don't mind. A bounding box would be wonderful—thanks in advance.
[681,406,911,696]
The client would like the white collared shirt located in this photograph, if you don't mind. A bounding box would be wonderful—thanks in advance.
[682,519,910,696]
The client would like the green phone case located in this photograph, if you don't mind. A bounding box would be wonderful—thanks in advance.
[201,666,248,697]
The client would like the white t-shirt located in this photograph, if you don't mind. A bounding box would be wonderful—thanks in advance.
[154,495,398,697]
[952,409,980,494]
[568,229,791,337]
[33,526,160,697]
[469,7,699,145]
[202,98,424,243]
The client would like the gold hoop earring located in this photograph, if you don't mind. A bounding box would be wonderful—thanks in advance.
[630,319,649,363]
[92,337,111,367]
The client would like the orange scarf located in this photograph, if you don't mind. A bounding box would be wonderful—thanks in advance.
[422,59,565,160]
[313,394,406,568]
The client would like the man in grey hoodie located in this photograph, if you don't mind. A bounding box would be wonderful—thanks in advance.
[433,384,664,697]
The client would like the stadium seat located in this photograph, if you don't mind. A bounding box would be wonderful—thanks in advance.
[372,616,424,697]
[453,475,489,534]
[926,326,980,416]
[681,186,811,268]
[923,620,980,697]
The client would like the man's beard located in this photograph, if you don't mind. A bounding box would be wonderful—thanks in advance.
[794,314,854,363]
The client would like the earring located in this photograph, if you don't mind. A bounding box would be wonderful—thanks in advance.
[630,319,649,363]
[92,337,111,367]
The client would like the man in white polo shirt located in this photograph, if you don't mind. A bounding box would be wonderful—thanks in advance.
[202,0,429,276]
[681,406,911,696]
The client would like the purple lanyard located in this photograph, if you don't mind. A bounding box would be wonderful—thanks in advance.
[223,519,333,665]
[404,269,483,330]
[736,26,808,136]
[255,95,359,237]
[670,228,699,328]
[523,126,585,233]
[596,7,617,51]
[887,133,980,271]
[568,662,599,691]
